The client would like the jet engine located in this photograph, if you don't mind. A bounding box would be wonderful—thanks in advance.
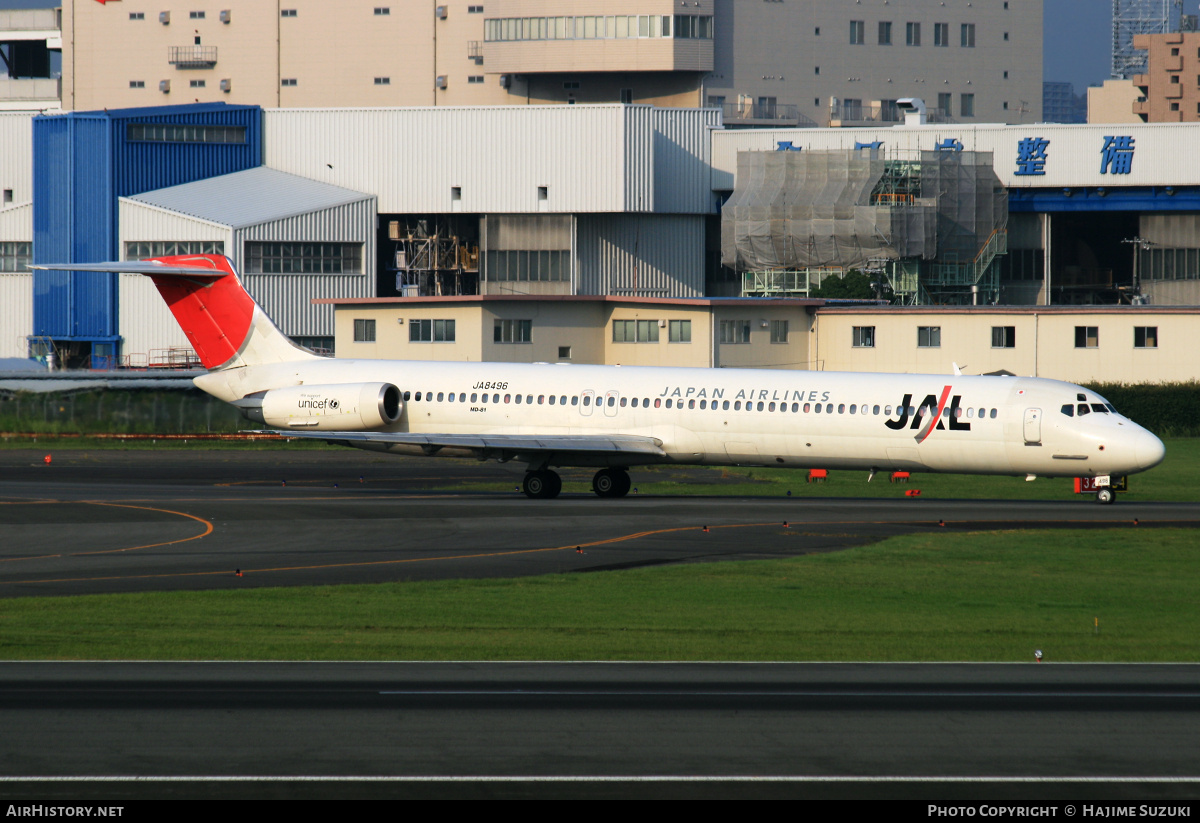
[237,382,403,430]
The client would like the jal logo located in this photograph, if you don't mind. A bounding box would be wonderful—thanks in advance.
[884,386,971,443]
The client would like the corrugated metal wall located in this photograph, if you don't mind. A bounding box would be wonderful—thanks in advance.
[1142,213,1200,246]
[575,214,705,297]
[237,197,377,337]
[0,113,34,211]
[31,104,262,344]
[118,200,232,248]
[0,272,32,359]
[0,202,32,242]
[264,105,710,215]
[652,107,721,214]
[712,122,1200,191]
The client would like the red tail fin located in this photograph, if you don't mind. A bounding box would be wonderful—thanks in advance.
[146,255,257,369]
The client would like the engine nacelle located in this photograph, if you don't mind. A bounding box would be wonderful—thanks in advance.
[238,382,403,430]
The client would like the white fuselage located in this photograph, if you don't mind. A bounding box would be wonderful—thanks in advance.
[196,358,1165,479]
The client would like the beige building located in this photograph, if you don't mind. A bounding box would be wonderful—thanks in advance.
[58,0,1039,124]
[1132,31,1200,122]
[329,297,1200,385]
[1087,79,1142,124]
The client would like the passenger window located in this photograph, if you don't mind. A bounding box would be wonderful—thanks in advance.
[814,403,821,413]
[665,399,672,409]
[769,402,776,412]
[561,396,567,405]
[989,409,997,419]
[723,401,730,410]
[966,408,974,418]
[620,397,627,407]
[504,394,511,403]
[689,399,696,409]
[757,401,764,411]
[538,395,545,404]
[515,395,522,404]
[630,398,638,407]
[493,394,500,403]
[608,396,615,407]
[699,400,706,410]
[734,401,742,411]
[403,391,412,401]
[654,398,661,408]
[804,403,811,413]
[873,405,880,415]
[792,402,799,412]
[583,396,590,406]
[827,404,835,413]
[1061,404,1074,417]
[572,396,579,406]
[548,395,555,405]
[414,392,422,401]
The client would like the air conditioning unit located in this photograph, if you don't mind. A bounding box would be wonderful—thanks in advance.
[159,11,170,24]
[435,5,447,19]
[658,319,666,328]
[435,75,447,90]
[219,9,231,23]
[499,74,511,89]
[159,79,170,93]
[220,78,231,92]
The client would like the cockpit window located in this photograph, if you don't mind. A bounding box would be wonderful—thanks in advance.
[1105,403,1117,414]
[1061,404,1074,417]
[1090,403,1108,414]
[1077,404,1090,416]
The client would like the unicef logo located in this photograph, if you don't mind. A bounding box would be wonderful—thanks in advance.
[328,398,339,410]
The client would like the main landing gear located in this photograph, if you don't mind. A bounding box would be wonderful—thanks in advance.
[521,467,632,499]
[592,467,631,498]
[522,469,562,499]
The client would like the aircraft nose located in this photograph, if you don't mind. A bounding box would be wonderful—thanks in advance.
[1135,429,1166,471]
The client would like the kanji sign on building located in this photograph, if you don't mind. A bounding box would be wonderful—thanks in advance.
[1014,137,1050,176]
[1100,136,1135,175]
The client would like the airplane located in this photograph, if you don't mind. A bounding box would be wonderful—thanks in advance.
[34,254,1165,504]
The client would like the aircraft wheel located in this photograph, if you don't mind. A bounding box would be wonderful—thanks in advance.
[1096,488,1115,505]
[593,468,631,498]
[524,470,561,499]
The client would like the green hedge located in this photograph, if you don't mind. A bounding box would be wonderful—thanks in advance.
[1084,382,1200,437]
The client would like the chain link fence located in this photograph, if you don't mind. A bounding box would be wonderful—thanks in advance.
[0,389,246,435]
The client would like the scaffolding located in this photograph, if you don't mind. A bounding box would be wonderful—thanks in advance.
[725,148,1006,304]
[1112,0,1180,79]
[387,218,479,297]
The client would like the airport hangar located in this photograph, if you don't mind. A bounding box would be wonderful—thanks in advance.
[1,102,1200,384]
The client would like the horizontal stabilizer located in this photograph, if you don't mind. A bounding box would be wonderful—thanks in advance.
[30,261,227,278]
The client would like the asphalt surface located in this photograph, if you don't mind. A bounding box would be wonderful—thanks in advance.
[2,449,1198,597]
[0,661,1198,800]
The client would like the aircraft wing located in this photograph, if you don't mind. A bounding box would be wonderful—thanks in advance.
[262,430,667,458]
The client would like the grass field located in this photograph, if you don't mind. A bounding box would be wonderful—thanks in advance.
[1,527,1196,662]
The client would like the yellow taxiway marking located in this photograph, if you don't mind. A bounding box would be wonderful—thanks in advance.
[0,501,213,564]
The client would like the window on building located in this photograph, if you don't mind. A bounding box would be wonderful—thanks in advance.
[906,22,920,45]
[374,77,391,85]
[494,319,532,343]
[613,319,660,343]
[129,12,145,20]
[558,346,572,359]
[850,20,864,45]
[125,241,225,260]
[281,9,297,17]
[245,243,363,274]
[126,124,246,144]
[937,92,952,116]
[770,320,789,343]
[852,326,875,348]
[468,75,484,83]
[190,79,206,88]
[190,11,205,19]
[374,7,391,15]
[410,319,455,343]
[1171,102,1181,111]
[878,21,892,45]
[281,78,298,86]
[934,22,948,46]
[961,23,975,47]
[0,242,32,272]
[918,326,941,348]
[961,93,975,117]
[620,88,633,104]
[719,319,751,344]
[992,326,1015,348]
[468,6,484,13]
[130,80,145,89]
[1075,326,1099,348]
[1134,326,1158,348]
[1004,32,1009,41]
[354,319,376,342]
[669,319,692,343]
[483,215,571,283]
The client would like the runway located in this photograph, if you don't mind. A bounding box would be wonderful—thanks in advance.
[1,661,1198,800]
[2,448,1198,597]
